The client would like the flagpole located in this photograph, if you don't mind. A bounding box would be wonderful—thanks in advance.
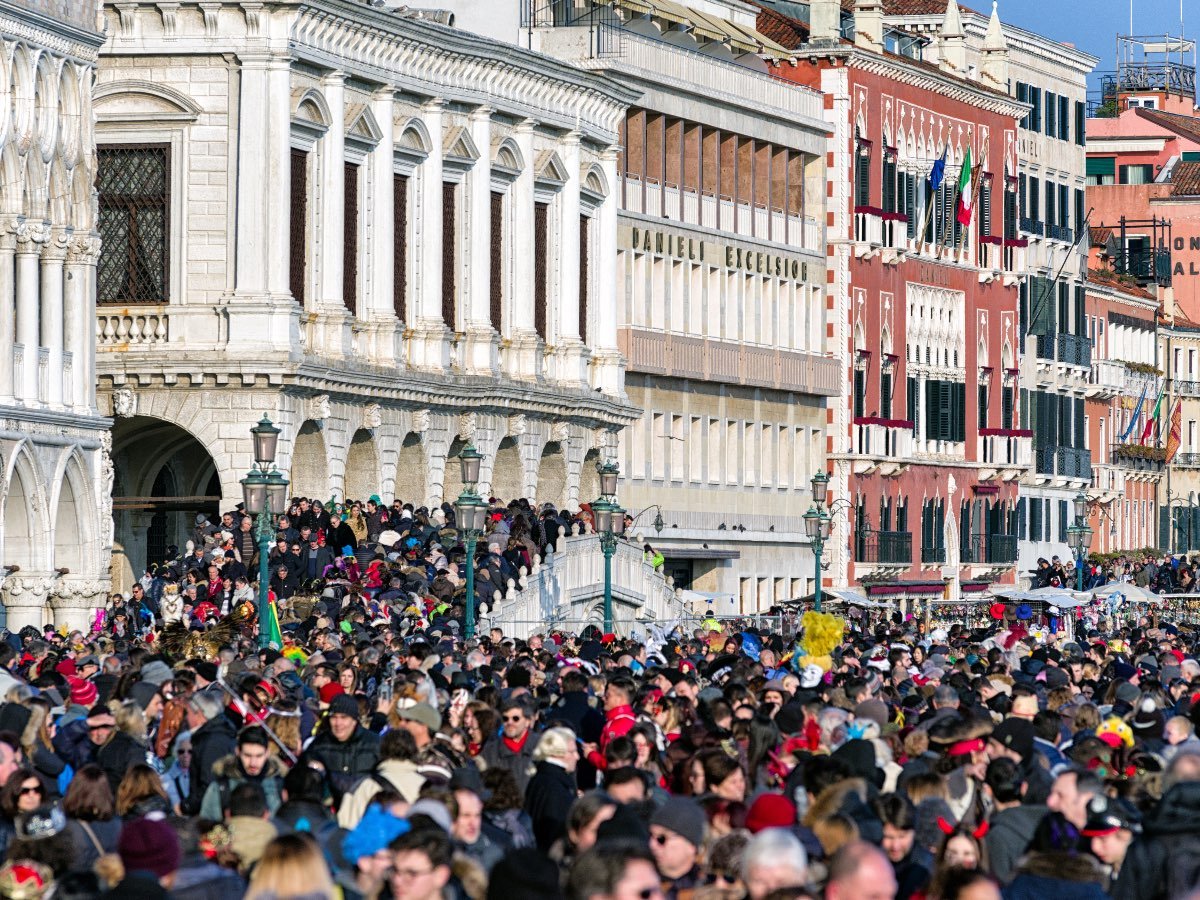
[917,148,944,249]
[958,133,989,260]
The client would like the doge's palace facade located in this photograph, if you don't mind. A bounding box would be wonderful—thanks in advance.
[0,0,111,630]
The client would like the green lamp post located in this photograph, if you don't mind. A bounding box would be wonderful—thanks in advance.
[240,415,289,650]
[1067,491,1093,592]
[593,460,625,635]
[453,444,486,639]
[804,471,833,612]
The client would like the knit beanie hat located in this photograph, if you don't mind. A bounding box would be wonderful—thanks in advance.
[649,796,706,848]
[319,683,345,705]
[745,793,797,834]
[342,805,410,863]
[485,848,563,900]
[118,815,181,879]
[67,677,97,708]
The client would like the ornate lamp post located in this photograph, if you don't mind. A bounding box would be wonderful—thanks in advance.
[453,444,486,639]
[804,471,834,612]
[240,415,289,649]
[1067,491,1093,592]
[593,460,626,634]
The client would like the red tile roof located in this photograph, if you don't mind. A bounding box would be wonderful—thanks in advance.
[749,1,809,49]
[1172,161,1200,197]
[1087,268,1156,301]
[837,0,980,15]
[1089,226,1113,247]
[1136,108,1200,145]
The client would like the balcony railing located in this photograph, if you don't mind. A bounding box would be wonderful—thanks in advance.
[1020,217,1043,237]
[1175,380,1200,397]
[1092,463,1126,496]
[855,529,913,565]
[1046,223,1075,244]
[1037,444,1090,479]
[978,430,1033,467]
[854,207,883,246]
[1089,358,1126,397]
[921,544,947,564]
[1112,443,1166,471]
[961,533,1019,565]
[1174,452,1200,468]
[854,417,914,458]
[1035,332,1091,368]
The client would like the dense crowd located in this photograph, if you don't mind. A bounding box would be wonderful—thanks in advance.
[4,493,1200,900]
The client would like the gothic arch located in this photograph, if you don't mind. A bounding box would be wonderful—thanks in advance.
[291,421,328,500]
[51,451,91,575]
[2,442,47,571]
[56,63,81,170]
[34,52,59,164]
[10,45,34,157]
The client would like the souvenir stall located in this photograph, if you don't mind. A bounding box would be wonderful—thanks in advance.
[1092,583,1165,628]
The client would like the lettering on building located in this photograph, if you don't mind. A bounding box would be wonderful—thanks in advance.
[625,226,810,282]
[1165,235,1200,277]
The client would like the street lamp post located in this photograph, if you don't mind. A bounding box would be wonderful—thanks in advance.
[593,460,625,635]
[453,444,486,640]
[240,415,289,650]
[1067,491,1093,592]
[804,471,834,612]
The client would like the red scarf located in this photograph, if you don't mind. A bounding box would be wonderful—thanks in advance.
[502,730,531,754]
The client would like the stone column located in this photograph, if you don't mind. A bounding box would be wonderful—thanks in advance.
[461,105,499,375]
[548,131,586,385]
[0,222,17,404]
[64,235,101,412]
[1,576,51,632]
[364,89,398,363]
[590,148,622,396]
[312,72,352,356]
[235,54,272,297]
[14,222,48,404]
[503,119,541,381]
[408,99,450,372]
[51,579,109,631]
[266,56,293,300]
[39,229,68,408]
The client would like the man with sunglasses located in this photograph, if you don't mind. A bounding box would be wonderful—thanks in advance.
[648,796,706,900]
[482,696,538,795]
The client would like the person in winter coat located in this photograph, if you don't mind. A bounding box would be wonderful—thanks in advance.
[524,727,580,853]
[481,696,538,796]
[199,726,286,821]
[300,694,380,805]
[95,702,153,794]
[983,758,1048,884]
[545,668,604,789]
[1002,813,1109,900]
[337,728,425,829]
[1112,777,1200,900]
[61,764,122,875]
[182,693,237,817]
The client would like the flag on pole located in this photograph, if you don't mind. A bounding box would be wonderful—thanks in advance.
[1140,386,1164,445]
[1120,381,1148,441]
[928,146,947,191]
[263,588,283,649]
[1167,400,1183,462]
[956,146,975,225]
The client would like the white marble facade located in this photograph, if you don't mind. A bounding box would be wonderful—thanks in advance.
[0,1,111,631]
[94,0,639,590]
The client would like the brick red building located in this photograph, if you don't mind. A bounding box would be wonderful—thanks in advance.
[762,0,1029,600]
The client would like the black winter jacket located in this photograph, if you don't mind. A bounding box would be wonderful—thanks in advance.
[302,725,381,803]
[1113,781,1200,900]
[525,761,576,853]
[184,713,238,816]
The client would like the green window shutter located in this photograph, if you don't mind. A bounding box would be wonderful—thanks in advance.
[854,369,866,418]
[1075,101,1086,146]
[952,382,966,442]
[1086,157,1115,176]
[1184,151,1200,162]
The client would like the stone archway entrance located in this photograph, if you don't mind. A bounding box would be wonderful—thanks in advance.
[291,421,329,501]
[491,438,523,503]
[536,442,567,508]
[110,416,221,591]
[344,429,379,503]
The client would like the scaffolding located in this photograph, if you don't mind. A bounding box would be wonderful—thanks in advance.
[1090,34,1197,116]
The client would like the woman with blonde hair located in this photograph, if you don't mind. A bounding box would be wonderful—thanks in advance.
[524,727,580,852]
[264,700,303,761]
[245,833,337,900]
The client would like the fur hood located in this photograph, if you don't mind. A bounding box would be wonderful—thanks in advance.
[211,751,286,780]
[803,777,868,828]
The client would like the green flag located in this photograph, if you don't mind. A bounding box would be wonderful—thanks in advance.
[1140,387,1163,445]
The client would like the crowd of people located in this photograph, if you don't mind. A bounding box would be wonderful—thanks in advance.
[1037,551,1200,595]
[3,493,1200,900]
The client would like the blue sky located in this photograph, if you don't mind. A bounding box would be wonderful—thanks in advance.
[997,0,1192,87]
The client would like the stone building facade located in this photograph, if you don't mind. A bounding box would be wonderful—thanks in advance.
[0,0,111,630]
[95,0,638,590]
[521,0,833,611]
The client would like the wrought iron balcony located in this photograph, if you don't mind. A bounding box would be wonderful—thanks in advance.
[1112,443,1167,471]
[921,544,946,564]
[855,529,913,565]
[1174,452,1200,468]
[1046,224,1075,244]
[962,533,1019,564]
[1057,333,1092,368]
[1036,444,1090,479]
[1020,217,1043,237]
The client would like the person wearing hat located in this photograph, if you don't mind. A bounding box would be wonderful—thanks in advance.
[988,717,1053,805]
[1082,795,1140,891]
[648,796,706,898]
[393,703,469,784]
[105,814,182,899]
[301,694,380,806]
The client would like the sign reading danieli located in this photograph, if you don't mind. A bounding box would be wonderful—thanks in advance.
[622,225,815,284]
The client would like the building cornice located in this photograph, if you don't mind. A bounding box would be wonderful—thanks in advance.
[0,0,104,58]
[1085,280,1159,313]
[294,1,639,140]
[794,46,1028,118]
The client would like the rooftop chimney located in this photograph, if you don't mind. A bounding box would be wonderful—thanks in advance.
[809,0,841,45]
[980,1,1009,90]
[939,0,967,75]
[855,0,883,55]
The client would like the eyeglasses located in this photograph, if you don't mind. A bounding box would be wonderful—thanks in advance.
[650,831,675,845]
[503,715,525,723]
[391,868,435,881]
[19,785,42,796]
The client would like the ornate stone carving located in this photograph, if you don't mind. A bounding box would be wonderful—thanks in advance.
[308,394,331,422]
[592,427,617,455]
[199,1,221,36]
[458,412,477,442]
[50,579,111,607]
[241,1,264,36]
[66,234,102,266]
[507,414,526,437]
[100,431,114,549]
[410,409,430,434]
[14,221,50,251]
[551,421,571,444]
[111,388,137,418]
[157,2,181,37]
[362,402,382,430]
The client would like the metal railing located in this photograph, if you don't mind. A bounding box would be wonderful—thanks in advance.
[855,529,913,565]
[1046,223,1075,244]
[1058,333,1092,368]
[961,532,1018,564]
[1037,445,1090,479]
[1020,217,1043,237]
[921,544,946,564]
[1174,452,1200,468]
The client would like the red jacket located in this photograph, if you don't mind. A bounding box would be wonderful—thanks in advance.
[587,704,637,770]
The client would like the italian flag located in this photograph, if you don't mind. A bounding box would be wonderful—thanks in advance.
[956,146,974,226]
[1140,387,1164,445]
